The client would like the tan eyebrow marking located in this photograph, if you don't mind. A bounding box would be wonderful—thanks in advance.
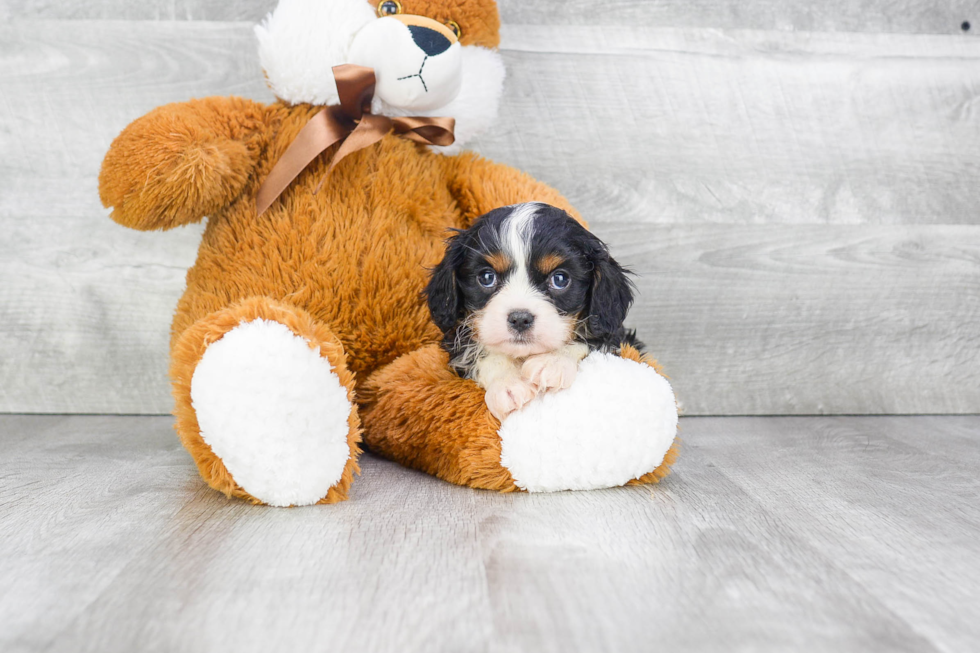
[485,252,511,273]
[536,253,565,275]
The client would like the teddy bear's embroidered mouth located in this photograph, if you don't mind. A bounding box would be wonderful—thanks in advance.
[343,13,462,112]
[397,55,430,93]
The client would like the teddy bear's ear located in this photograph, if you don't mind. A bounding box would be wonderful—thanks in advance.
[255,0,376,106]
[424,231,468,334]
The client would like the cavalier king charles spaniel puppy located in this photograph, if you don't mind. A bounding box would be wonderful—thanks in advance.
[425,202,640,420]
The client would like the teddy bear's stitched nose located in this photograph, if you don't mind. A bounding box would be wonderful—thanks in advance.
[408,25,451,57]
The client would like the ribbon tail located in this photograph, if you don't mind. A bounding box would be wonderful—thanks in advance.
[392,116,456,147]
[313,114,393,194]
[255,109,348,216]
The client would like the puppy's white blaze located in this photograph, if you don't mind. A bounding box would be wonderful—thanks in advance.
[502,202,539,274]
[477,203,570,357]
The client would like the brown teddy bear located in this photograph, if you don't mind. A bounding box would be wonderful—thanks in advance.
[98,0,679,506]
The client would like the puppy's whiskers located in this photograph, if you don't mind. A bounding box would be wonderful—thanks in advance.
[449,311,486,374]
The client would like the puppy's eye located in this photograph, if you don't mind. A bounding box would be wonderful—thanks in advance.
[446,20,462,39]
[377,0,402,16]
[477,269,497,288]
[549,271,570,290]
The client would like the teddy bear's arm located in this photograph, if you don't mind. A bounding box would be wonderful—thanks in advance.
[99,97,274,231]
[445,153,586,228]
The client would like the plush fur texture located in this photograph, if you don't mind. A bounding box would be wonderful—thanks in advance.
[100,0,678,504]
[256,0,377,106]
[169,297,362,505]
[191,319,355,506]
[498,351,678,492]
[360,343,679,491]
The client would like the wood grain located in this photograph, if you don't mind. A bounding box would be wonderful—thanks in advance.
[6,23,979,224]
[603,222,980,415]
[1,20,979,414]
[685,416,980,653]
[6,0,980,36]
[0,21,266,414]
[2,414,978,652]
[486,26,980,227]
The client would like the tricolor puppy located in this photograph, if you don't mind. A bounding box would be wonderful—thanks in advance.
[425,202,639,420]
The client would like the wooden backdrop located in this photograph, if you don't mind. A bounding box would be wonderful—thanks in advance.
[1,1,978,415]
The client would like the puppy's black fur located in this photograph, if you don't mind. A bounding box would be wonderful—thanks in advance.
[425,204,641,376]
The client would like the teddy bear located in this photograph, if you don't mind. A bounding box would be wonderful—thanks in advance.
[98,0,679,507]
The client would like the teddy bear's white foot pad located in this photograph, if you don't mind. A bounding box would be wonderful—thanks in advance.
[498,352,678,493]
[190,319,353,507]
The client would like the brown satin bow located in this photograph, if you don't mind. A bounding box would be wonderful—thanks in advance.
[255,64,456,216]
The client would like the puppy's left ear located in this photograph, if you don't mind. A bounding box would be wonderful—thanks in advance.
[424,231,467,333]
[585,237,635,343]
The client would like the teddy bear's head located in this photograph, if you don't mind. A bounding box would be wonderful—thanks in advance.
[256,0,505,149]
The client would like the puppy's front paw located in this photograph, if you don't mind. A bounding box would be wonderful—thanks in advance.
[485,377,538,421]
[522,353,578,393]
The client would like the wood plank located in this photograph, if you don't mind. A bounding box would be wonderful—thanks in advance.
[45,455,497,653]
[498,0,980,35]
[6,415,978,651]
[0,415,199,653]
[472,439,940,653]
[870,415,980,468]
[2,21,979,414]
[602,222,980,415]
[4,221,977,414]
[686,416,980,653]
[4,20,977,224]
[0,21,267,414]
[6,0,980,36]
[485,26,980,227]
[5,21,978,225]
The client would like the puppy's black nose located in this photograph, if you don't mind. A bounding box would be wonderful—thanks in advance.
[408,25,452,56]
[507,310,535,334]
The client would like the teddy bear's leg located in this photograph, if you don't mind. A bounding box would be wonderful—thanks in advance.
[359,345,679,493]
[170,297,360,506]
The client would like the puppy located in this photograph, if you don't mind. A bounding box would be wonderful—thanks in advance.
[425,202,639,420]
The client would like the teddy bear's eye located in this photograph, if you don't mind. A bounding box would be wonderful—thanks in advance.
[377,0,402,17]
[446,20,462,39]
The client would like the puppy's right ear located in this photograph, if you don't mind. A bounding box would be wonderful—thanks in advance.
[424,231,466,334]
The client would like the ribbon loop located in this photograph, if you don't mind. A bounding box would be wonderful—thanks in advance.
[334,64,375,121]
[255,65,456,216]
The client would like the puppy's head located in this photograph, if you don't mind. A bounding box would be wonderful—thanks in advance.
[426,203,634,363]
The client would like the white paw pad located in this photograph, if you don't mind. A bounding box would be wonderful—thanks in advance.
[498,352,678,493]
[191,319,353,506]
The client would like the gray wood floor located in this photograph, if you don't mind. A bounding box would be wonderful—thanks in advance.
[1,414,978,653]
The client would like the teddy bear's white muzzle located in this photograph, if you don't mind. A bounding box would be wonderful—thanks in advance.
[348,16,463,112]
